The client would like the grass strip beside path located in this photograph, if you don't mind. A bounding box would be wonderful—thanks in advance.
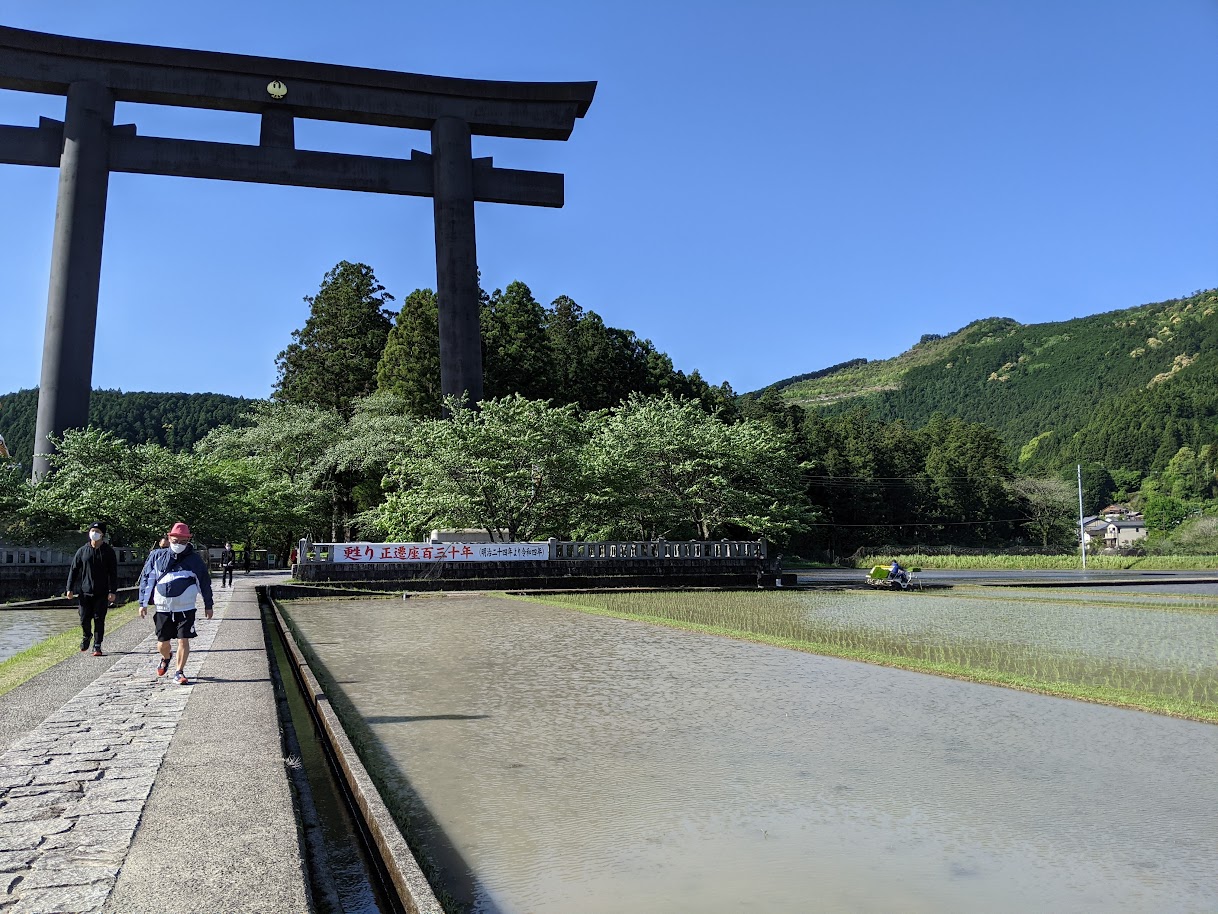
[513,594,1218,725]
[0,605,139,699]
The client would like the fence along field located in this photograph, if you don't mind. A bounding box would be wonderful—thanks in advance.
[525,588,1218,722]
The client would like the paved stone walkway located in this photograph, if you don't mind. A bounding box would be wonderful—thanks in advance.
[0,592,228,913]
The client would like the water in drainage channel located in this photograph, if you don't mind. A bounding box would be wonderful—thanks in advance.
[263,598,406,914]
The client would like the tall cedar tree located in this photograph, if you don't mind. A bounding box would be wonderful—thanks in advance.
[481,281,553,400]
[274,261,394,416]
[546,296,652,408]
[377,288,442,418]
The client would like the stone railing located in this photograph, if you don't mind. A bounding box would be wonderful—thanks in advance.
[551,540,765,560]
[1,545,144,565]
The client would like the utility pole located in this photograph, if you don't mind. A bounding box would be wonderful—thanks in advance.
[1077,463,1087,570]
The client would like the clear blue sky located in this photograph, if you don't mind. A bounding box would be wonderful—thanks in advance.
[1,1,1215,401]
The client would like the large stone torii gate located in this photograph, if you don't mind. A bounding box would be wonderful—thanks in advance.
[0,27,595,477]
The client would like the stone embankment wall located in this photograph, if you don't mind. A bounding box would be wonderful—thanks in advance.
[296,558,795,590]
[0,563,144,602]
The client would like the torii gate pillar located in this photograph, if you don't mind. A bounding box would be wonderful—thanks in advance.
[432,116,482,405]
[33,81,114,479]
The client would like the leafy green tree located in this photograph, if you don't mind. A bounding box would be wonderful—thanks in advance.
[0,460,31,541]
[198,401,341,541]
[312,391,418,535]
[1142,494,1193,533]
[1161,446,1209,500]
[201,454,323,564]
[1145,513,1218,555]
[377,395,588,541]
[1063,461,1116,515]
[482,281,553,401]
[1009,476,1077,550]
[542,297,659,408]
[582,394,811,541]
[376,288,442,418]
[274,261,394,416]
[543,295,610,409]
[736,388,807,440]
[917,414,1014,540]
[21,428,232,548]
[797,410,912,556]
[1110,468,1142,502]
[199,401,343,486]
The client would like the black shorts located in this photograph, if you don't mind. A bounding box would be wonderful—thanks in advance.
[154,610,198,642]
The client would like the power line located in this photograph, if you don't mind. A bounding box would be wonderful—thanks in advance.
[801,473,1015,481]
[805,517,1035,528]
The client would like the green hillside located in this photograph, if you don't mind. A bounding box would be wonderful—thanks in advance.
[771,289,1218,475]
[0,389,258,469]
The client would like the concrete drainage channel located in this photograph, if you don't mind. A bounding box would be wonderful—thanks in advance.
[259,586,444,914]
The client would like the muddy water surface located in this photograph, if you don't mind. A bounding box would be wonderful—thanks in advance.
[284,595,1218,914]
[0,609,78,662]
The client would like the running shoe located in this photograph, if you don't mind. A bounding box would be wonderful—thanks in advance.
[157,656,170,676]
[174,670,190,686]
[80,636,90,652]
[91,647,104,657]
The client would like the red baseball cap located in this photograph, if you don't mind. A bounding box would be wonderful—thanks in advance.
[168,522,192,539]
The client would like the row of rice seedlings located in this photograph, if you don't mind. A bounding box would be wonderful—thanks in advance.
[942,586,1218,614]
[527,591,1218,718]
[851,589,1218,674]
[854,553,1218,571]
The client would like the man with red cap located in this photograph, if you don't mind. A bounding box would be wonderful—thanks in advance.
[138,522,214,685]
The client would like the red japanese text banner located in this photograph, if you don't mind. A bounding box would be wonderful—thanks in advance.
[332,543,549,563]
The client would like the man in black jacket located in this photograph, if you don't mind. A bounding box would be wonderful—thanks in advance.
[65,521,118,656]
[220,542,236,587]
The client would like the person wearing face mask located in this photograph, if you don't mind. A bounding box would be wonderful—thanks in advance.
[220,542,237,587]
[138,522,214,685]
[65,521,118,656]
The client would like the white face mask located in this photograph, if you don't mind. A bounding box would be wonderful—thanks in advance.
[88,531,103,543]
[169,542,189,555]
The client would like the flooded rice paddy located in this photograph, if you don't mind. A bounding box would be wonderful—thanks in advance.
[533,587,1218,717]
[0,609,78,663]
[282,592,1218,914]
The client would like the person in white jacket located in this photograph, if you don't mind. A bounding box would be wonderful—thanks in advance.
[139,521,214,685]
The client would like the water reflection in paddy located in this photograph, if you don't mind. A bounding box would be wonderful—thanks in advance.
[283,594,1218,914]
[0,609,78,662]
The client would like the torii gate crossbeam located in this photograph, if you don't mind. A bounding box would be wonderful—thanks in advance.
[0,26,596,477]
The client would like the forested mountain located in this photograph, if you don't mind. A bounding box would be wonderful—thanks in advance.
[765,289,1218,477]
[0,389,257,469]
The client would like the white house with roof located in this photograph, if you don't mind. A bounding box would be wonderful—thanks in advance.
[1080,516,1109,547]
[1105,518,1147,548]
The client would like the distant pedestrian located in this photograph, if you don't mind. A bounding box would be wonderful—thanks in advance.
[243,547,252,575]
[220,541,237,587]
[139,522,214,686]
[65,522,118,656]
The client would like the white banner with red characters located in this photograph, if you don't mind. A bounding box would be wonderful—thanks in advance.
[333,542,549,563]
